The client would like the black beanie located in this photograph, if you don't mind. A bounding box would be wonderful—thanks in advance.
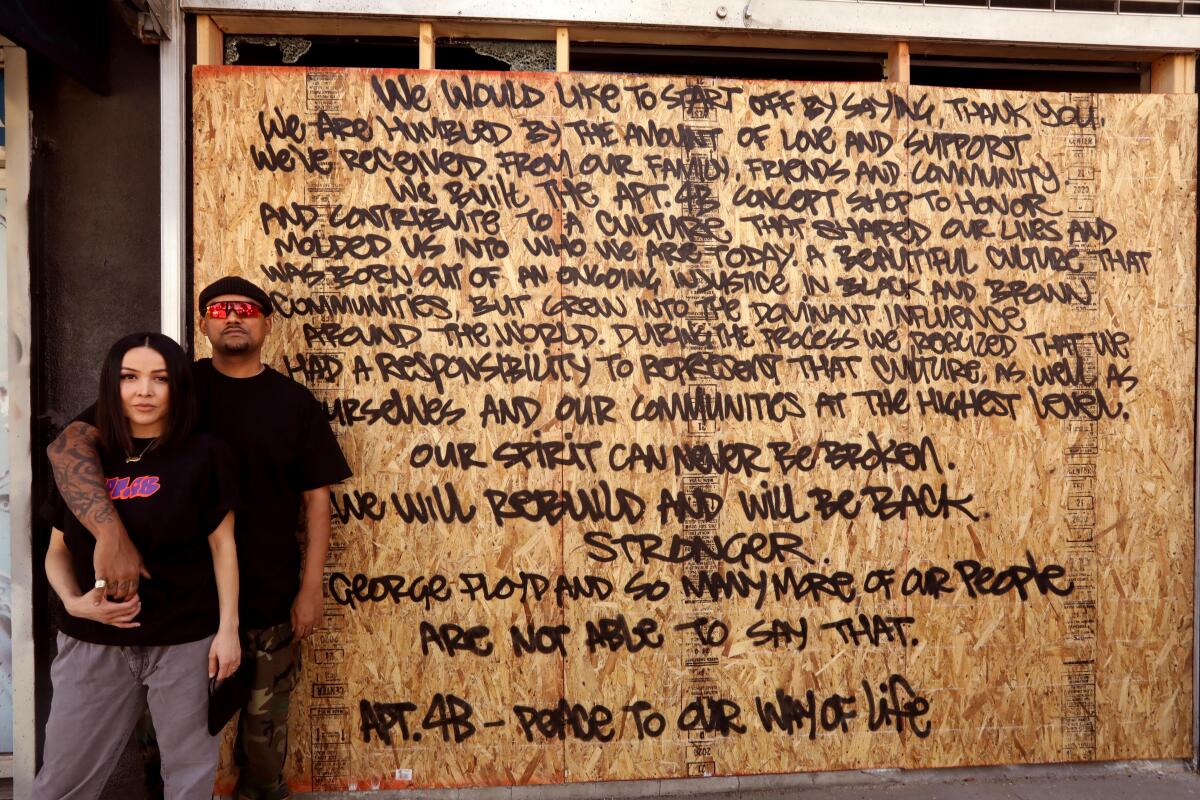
[198,276,273,316]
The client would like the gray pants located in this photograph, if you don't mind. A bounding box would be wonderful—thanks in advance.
[33,633,219,800]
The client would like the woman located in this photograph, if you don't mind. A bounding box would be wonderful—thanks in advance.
[35,333,240,800]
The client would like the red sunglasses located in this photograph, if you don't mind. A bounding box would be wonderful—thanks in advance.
[205,301,263,319]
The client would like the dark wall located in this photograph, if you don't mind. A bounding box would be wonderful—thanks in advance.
[30,5,160,430]
[28,3,160,797]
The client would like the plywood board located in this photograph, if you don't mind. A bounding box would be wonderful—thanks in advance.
[192,67,1197,792]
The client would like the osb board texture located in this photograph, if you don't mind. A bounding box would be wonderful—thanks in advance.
[192,67,1197,792]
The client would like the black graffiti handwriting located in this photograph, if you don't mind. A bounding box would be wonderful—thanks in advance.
[337,146,489,179]
[744,156,851,184]
[904,130,1031,164]
[438,74,546,109]
[390,483,478,525]
[983,278,1092,307]
[593,209,733,243]
[627,389,807,424]
[755,688,857,739]
[510,623,571,657]
[836,275,921,302]
[637,352,785,385]
[419,622,494,657]
[909,159,1060,193]
[409,442,488,470]
[614,320,756,351]
[821,614,917,647]
[914,387,1023,420]
[492,435,603,472]
[270,289,451,320]
[303,321,422,349]
[750,300,875,326]
[359,694,481,745]
[359,699,420,745]
[371,350,593,393]
[954,552,1074,600]
[458,572,614,607]
[482,482,646,526]
[830,243,975,276]
[257,107,305,143]
[373,115,512,146]
[584,615,664,654]
[582,530,813,569]
[766,433,945,476]
[513,700,614,743]
[323,391,467,428]
[869,353,985,386]
[1025,330,1130,359]
[360,681,931,746]
[248,142,332,174]
[1029,357,1096,389]
[681,567,857,610]
[678,696,746,737]
[1027,386,1125,421]
[746,618,808,651]
[882,302,1026,333]
[558,263,659,291]
[863,675,932,737]
[807,482,980,522]
[730,185,839,215]
[737,482,812,523]
[673,617,730,648]
[556,80,623,112]
[842,90,934,123]
[907,330,1017,359]
[1032,98,1099,128]
[670,267,790,295]
[328,572,453,611]
[812,217,933,247]
[370,74,431,112]
[431,316,601,348]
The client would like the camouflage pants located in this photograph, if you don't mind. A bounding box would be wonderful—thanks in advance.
[138,622,297,800]
[234,621,298,800]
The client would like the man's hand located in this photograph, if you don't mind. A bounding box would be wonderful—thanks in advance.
[291,583,323,640]
[49,420,149,601]
[93,532,150,603]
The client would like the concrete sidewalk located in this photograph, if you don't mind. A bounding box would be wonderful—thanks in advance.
[329,762,1200,800]
[698,772,1200,799]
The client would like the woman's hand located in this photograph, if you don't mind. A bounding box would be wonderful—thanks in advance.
[209,627,241,681]
[64,588,141,628]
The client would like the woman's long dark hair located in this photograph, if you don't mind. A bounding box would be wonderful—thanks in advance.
[95,333,195,459]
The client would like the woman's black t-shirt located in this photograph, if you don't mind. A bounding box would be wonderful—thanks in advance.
[45,433,238,646]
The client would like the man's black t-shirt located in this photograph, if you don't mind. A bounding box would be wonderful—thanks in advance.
[192,359,352,628]
[45,434,238,646]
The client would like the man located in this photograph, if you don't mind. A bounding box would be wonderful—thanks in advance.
[49,275,352,800]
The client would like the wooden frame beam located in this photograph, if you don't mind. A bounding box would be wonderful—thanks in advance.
[557,26,569,72]
[196,14,224,66]
[886,41,910,83]
[1148,53,1197,94]
[207,13,1179,64]
[419,21,435,69]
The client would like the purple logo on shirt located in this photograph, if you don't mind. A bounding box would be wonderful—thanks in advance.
[107,475,161,500]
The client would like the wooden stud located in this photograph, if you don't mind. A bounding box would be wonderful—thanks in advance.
[208,13,1170,65]
[556,27,570,73]
[419,22,435,70]
[195,15,224,66]
[886,41,910,83]
[1148,53,1197,94]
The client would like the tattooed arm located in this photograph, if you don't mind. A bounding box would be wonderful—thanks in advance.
[47,420,148,601]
